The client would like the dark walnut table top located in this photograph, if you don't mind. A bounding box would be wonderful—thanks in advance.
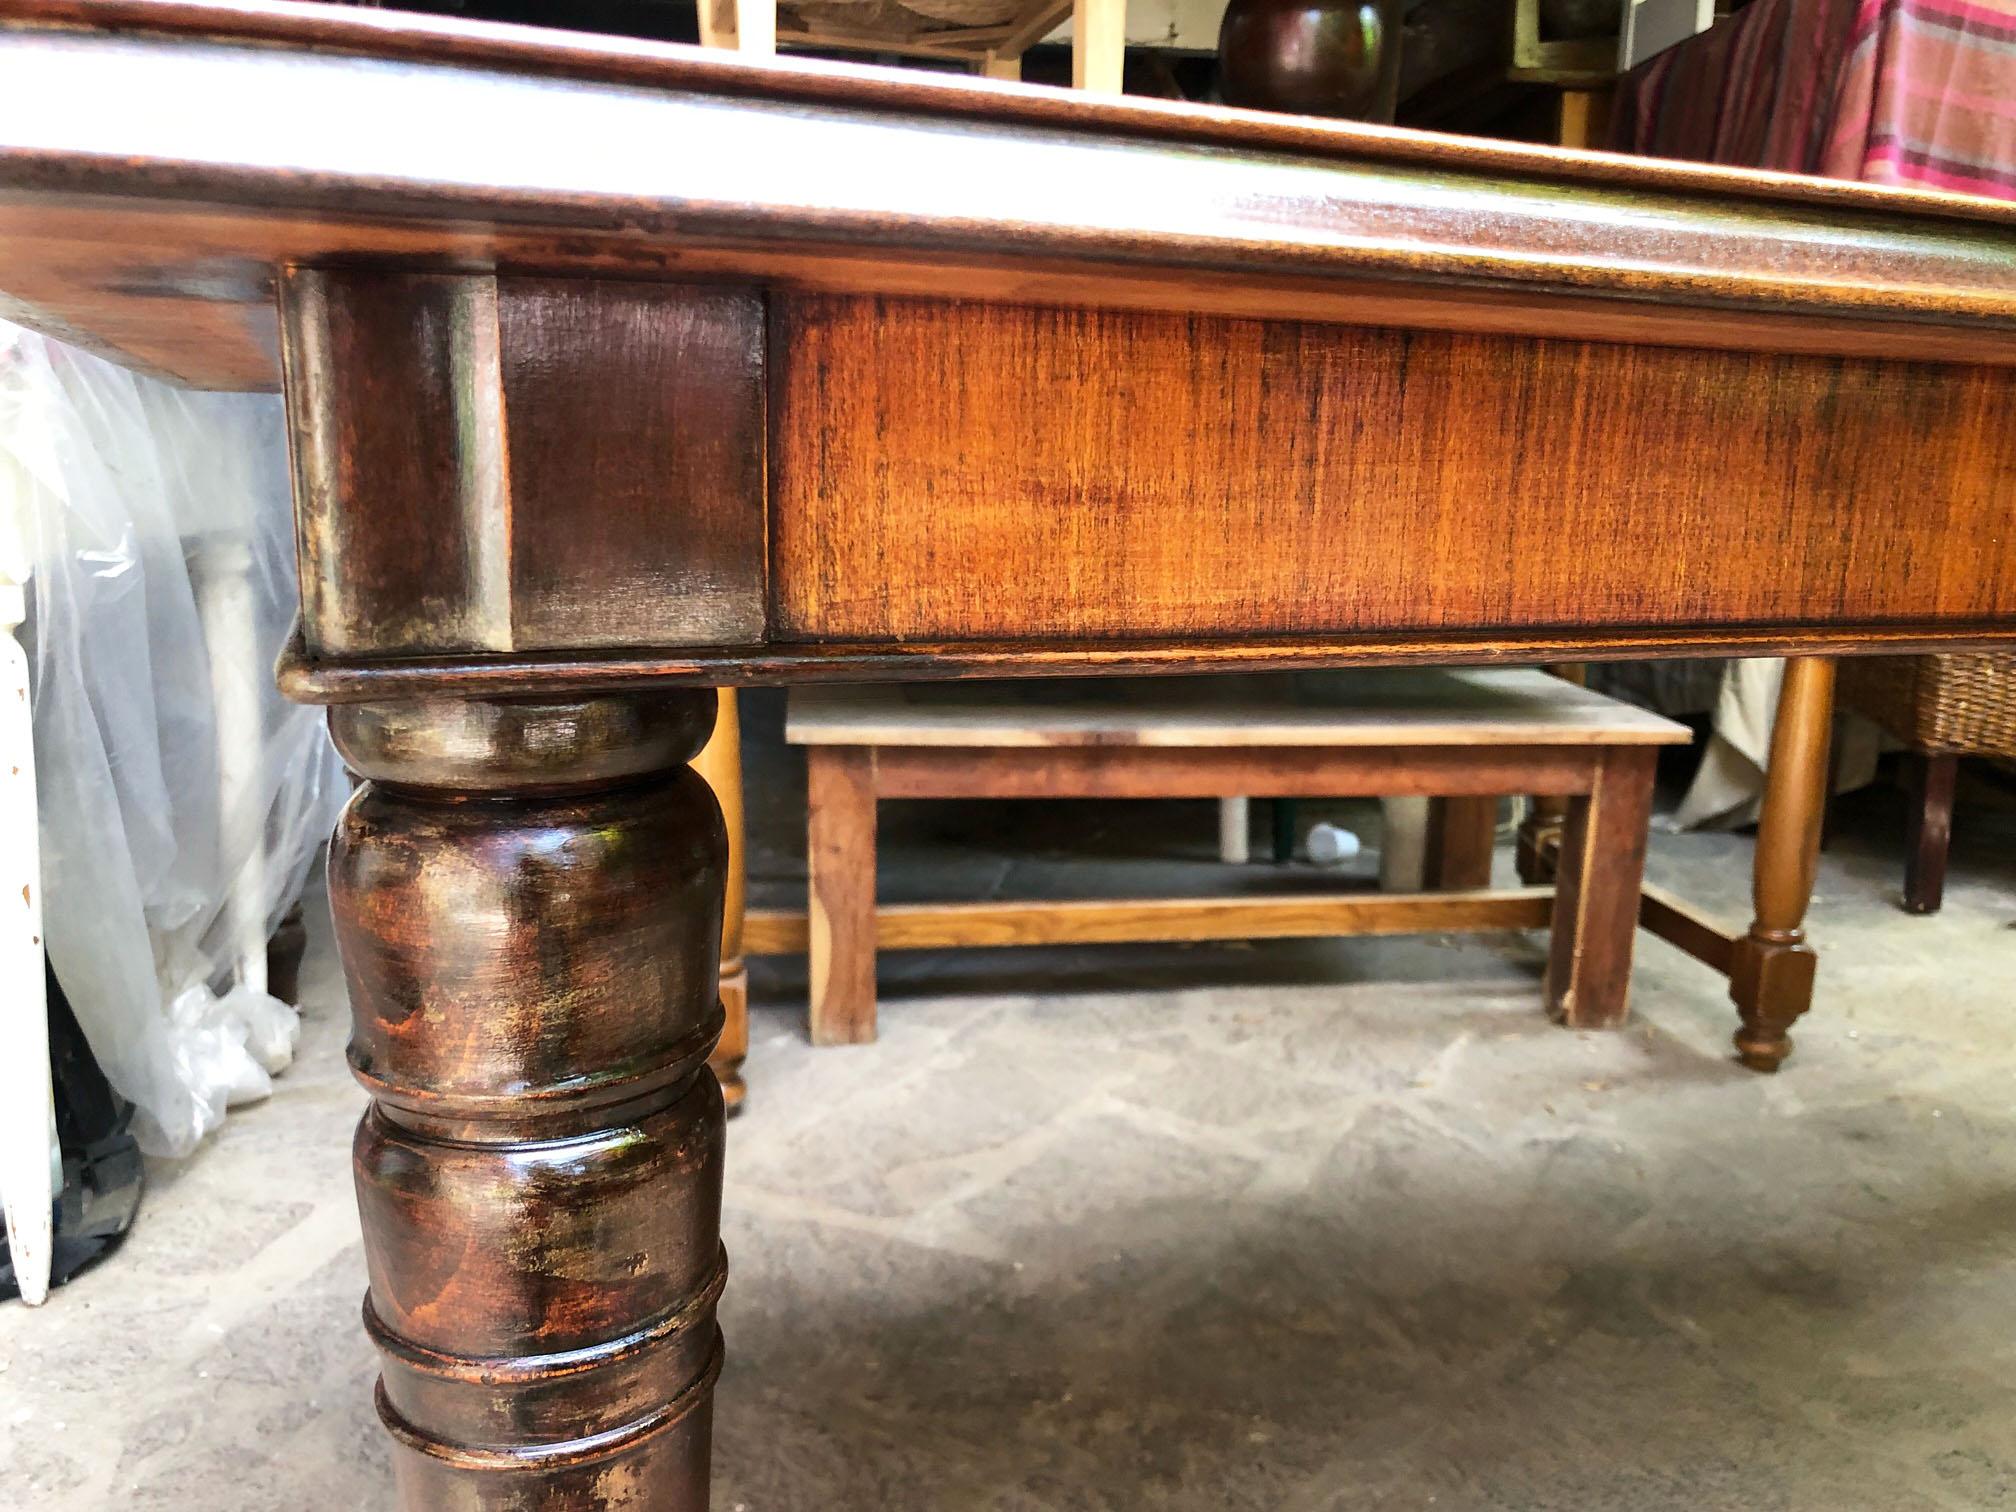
[2,0,2014,697]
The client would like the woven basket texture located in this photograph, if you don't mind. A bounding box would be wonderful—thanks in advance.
[1838,652,2016,756]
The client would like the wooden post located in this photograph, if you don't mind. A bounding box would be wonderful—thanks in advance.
[981,50,1024,79]
[1072,0,1125,92]
[1545,747,1656,1028]
[1731,657,1836,1071]
[329,692,727,1509]
[695,0,738,49]
[1555,88,1613,150]
[692,689,749,1110]
[806,745,879,1045]
[734,0,777,54]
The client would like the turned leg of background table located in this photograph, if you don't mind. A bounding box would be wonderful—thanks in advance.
[806,745,879,1046]
[694,690,749,1111]
[328,693,728,1510]
[1731,656,1836,1072]
[1902,748,1957,916]
[1424,795,1499,890]
[1545,748,1656,1028]
[1517,664,1588,884]
[1516,795,1567,884]
[1218,796,1251,864]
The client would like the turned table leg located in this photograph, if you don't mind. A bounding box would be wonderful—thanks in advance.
[694,690,749,1110]
[1731,657,1836,1072]
[327,691,728,1510]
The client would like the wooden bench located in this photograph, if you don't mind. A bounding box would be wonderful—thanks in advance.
[775,669,1691,1044]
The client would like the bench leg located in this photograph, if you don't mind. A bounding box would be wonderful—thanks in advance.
[1731,657,1835,1071]
[807,746,879,1046]
[1424,796,1498,889]
[1902,749,1957,916]
[695,0,735,46]
[1545,749,1656,1029]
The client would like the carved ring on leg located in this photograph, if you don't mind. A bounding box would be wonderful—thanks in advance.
[329,691,728,1510]
[1730,925,1818,1073]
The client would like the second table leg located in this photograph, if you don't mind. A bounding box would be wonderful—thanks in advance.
[1545,749,1657,1029]
[1731,657,1836,1072]
[695,689,750,1110]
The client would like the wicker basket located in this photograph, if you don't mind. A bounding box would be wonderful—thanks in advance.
[1838,652,2016,756]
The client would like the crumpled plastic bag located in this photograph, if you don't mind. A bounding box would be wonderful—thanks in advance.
[0,320,346,1156]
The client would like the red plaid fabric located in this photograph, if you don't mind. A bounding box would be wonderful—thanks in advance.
[1611,0,2016,199]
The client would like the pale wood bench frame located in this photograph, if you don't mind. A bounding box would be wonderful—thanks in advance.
[759,673,1693,1045]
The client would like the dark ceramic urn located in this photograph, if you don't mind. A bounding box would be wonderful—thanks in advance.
[1217,0,1403,122]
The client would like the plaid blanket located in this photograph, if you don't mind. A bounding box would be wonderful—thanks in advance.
[1611,0,2016,198]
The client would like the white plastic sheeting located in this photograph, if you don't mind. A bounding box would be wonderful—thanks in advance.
[0,321,346,1157]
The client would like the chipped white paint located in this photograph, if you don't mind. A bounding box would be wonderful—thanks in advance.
[0,529,54,1306]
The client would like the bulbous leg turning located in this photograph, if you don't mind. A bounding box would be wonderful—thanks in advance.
[328,691,728,1510]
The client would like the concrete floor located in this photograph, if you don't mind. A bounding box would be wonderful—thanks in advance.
[5,701,2015,1510]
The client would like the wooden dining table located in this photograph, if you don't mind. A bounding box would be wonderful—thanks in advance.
[3,1,2013,1504]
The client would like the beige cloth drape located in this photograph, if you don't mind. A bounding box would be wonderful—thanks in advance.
[1669,658,1882,831]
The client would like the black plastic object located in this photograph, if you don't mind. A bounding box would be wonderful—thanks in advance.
[0,965,144,1301]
